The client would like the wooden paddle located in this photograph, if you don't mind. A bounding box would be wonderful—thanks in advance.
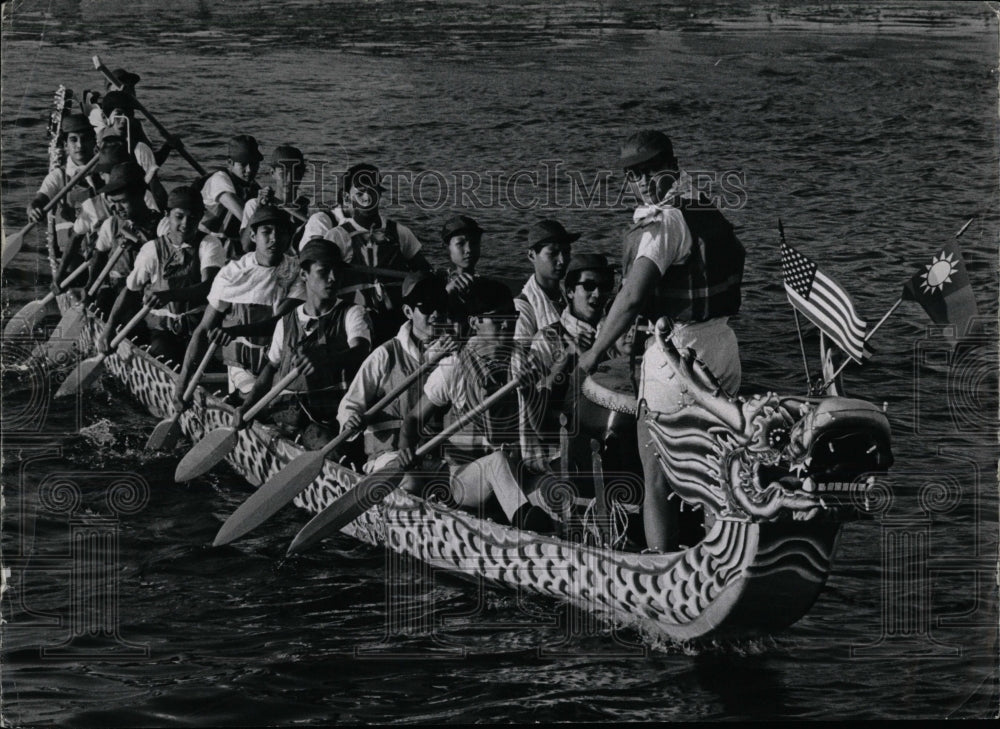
[54,302,154,398]
[213,352,446,547]
[173,366,303,482]
[286,372,526,556]
[146,342,219,451]
[4,259,90,338]
[35,243,131,364]
[93,56,207,177]
[1,153,101,270]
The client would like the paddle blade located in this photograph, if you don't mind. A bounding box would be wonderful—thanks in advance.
[4,299,48,339]
[213,450,327,547]
[286,462,404,555]
[54,355,105,398]
[39,305,87,366]
[146,415,182,451]
[174,427,237,482]
[1,229,26,270]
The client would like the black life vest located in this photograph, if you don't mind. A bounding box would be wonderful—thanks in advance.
[623,194,744,324]
[273,300,355,424]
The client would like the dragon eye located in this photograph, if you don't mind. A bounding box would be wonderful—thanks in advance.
[768,426,790,450]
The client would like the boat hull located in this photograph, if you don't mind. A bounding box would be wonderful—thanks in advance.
[69,311,843,643]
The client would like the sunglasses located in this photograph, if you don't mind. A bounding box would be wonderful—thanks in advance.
[412,299,448,315]
[576,279,614,294]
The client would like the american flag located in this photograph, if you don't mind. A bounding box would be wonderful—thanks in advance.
[781,242,870,362]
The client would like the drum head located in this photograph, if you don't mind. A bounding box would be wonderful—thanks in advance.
[582,356,638,416]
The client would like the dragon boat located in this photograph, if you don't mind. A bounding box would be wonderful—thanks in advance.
[28,86,894,643]
[40,288,893,642]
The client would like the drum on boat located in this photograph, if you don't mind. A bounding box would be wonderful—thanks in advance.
[579,356,642,501]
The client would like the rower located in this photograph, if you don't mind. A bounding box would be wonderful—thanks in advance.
[172,204,304,409]
[519,253,615,476]
[320,163,432,345]
[513,219,577,341]
[86,161,162,316]
[396,278,553,533]
[239,144,310,252]
[95,185,224,364]
[26,114,100,229]
[232,238,372,450]
[98,91,168,212]
[438,214,483,323]
[338,270,458,473]
[86,67,175,166]
[199,134,263,257]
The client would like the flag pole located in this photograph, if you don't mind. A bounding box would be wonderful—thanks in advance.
[817,297,903,393]
[779,219,813,390]
[792,308,813,391]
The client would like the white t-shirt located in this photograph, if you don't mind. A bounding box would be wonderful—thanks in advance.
[631,204,693,275]
[267,303,371,366]
[124,236,226,292]
[423,352,462,410]
[301,208,342,243]
[320,217,422,262]
[201,170,238,230]
[206,251,305,313]
[36,158,89,199]
[240,198,259,231]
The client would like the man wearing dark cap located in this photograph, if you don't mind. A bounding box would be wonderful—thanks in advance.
[397,277,552,533]
[96,185,224,363]
[513,219,578,342]
[232,238,372,449]
[518,253,616,475]
[577,129,745,552]
[172,204,304,407]
[318,162,432,344]
[99,91,168,211]
[439,214,483,319]
[87,161,162,315]
[240,144,310,252]
[337,270,458,472]
[200,134,263,256]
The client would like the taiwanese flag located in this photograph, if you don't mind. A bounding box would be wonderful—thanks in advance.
[902,240,979,336]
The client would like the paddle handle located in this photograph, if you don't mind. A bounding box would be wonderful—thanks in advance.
[94,56,207,177]
[86,243,129,297]
[109,302,154,349]
[414,374,524,459]
[242,366,302,422]
[13,153,102,237]
[43,153,101,213]
[36,259,91,307]
[317,351,444,457]
[181,341,219,402]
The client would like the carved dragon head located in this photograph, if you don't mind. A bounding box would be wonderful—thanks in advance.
[645,319,892,522]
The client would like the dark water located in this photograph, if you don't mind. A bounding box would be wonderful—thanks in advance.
[2,1,998,724]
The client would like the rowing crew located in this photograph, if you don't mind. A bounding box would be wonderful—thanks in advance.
[34,99,745,547]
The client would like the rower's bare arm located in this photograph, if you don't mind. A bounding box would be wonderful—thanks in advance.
[98,287,142,354]
[155,266,220,305]
[234,361,277,428]
[86,248,109,296]
[175,305,225,404]
[399,394,443,456]
[579,257,659,374]
[219,191,246,221]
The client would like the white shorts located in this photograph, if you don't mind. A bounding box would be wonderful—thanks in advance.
[638,317,741,414]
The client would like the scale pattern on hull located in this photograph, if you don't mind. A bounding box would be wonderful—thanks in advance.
[77,316,847,641]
